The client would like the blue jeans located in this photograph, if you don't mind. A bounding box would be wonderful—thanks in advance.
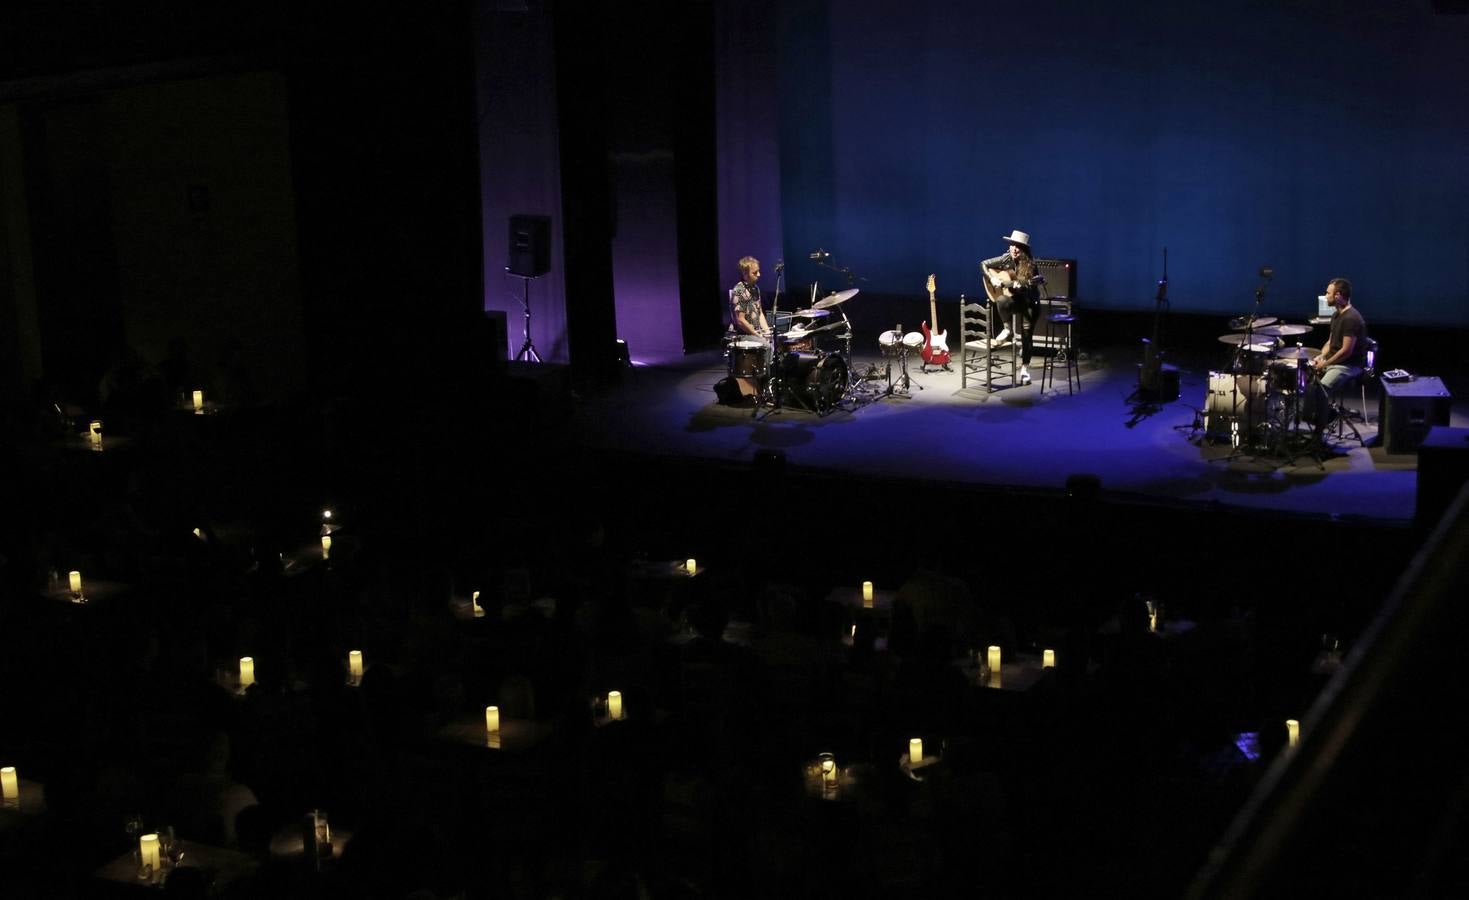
[1304,364,1362,429]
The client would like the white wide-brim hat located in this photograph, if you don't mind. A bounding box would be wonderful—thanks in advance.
[1001,230,1031,248]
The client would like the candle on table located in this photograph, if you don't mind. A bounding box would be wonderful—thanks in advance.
[239,656,255,689]
[862,581,874,608]
[685,558,697,576]
[89,420,103,443]
[348,650,363,685]
[68,570,83,597]
[320,535,332,560]
[1286,719,1300,748]
[608,690,624,720]
[819,753,837,790]
[485,705,500,735]
[192,389,204,412]
[471,590,484,617]
[987,645,1002,674]
[1042,649,1056,668]
[140,833,161,878]
[909,737,923,765]
[1,766,17,806]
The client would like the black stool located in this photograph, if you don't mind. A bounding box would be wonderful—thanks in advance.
[1042,312,1079,394]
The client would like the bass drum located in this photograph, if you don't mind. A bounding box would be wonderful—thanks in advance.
[1203,371,1267,441]
[779,352,849,414]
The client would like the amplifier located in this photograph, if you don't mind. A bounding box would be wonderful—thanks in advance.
[1035,258,1077,300]
[1379,376,1452,454]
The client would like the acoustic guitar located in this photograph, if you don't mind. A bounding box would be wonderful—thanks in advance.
[920,274,950,368]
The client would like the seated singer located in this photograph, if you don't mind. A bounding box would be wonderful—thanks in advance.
[1305,277,1367,431]
[729,256,772,401]
[981,229,1040,385]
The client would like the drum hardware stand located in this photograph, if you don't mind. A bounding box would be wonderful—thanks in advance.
[509,272,543,362]
[879,323,922,398]
[753,261,787,420]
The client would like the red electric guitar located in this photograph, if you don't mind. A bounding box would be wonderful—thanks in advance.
[920,273,951,368]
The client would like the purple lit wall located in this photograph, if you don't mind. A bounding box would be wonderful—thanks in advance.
[473,2,569,363]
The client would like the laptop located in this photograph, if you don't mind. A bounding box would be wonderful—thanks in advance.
[1315,294,1334,319]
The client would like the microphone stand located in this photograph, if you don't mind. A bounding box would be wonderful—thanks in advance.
[755,262,786,420]
[1218,268,1273,460]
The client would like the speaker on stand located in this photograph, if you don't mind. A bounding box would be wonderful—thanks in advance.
[507,215,551,361]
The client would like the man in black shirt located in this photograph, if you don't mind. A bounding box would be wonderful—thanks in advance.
[1305,277,1367,430]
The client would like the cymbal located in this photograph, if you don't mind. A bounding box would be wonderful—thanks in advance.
[1218,333,1277,349]
[812,288,859,310]
[780,328,811,341]
[1256,323,1311,337]
[792,308,831,318]
[1273,347,1318,360]
[1229,315,1277,330]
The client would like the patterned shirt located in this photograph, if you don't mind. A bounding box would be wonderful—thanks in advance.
[730,280,763,333]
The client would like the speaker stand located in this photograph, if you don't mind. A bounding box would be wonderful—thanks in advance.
[510,272,542,362]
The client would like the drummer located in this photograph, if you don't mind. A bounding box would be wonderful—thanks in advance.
[1303,277,1367,431]
[729,256,772,401]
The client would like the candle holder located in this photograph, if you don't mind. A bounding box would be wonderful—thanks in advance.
[1,766,18,808]
[192,390,204,413]
[818,752,838,792]
[239,656,255,691]
[1042,649,1056,668]
[320,535,332,561]
[861,581,874,608]
[685,558,698,576]
[608,690,624,721]
[1286,719,1300,748]
[347,650,364,686]
[139,833,161,882]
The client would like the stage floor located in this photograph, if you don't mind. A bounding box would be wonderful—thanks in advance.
[573,347,1466,527]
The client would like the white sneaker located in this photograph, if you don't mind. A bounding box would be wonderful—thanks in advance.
[1019,367,1032,385]
[990,328,1011,347]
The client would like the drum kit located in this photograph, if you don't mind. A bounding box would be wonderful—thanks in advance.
[726,287,861,415]
[1203,312,1323,454]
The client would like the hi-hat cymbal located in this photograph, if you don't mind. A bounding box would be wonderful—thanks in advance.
[1229,315,1277,330]
[812,288,859,310]
[1218,333,1277,349]
[1256,323,1311,337]
[1273,346,1318,360]
[792,308,831,318]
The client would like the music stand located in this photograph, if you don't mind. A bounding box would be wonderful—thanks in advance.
[508,271,542,362]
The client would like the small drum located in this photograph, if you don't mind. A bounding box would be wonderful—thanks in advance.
[729,337,769,378]
[902,332,925,350]
[780,328,815,353]
[1267,360,1309,395]
[879,330,904,355]
[1204,370,1267,440]
[1232,340,1280,376]
[779,351,849,413]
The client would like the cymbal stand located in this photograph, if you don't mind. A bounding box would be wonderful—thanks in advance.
[510,273,542,362]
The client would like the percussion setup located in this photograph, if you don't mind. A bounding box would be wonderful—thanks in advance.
[726,287,861,415]
[1202,310,1325,455]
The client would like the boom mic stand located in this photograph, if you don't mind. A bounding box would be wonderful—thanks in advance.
[1215,266,1274,461]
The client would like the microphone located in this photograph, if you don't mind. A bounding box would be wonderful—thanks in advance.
[809,249,829,260]
[774,260,784,271]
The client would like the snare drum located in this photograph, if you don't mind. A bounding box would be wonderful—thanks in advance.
[729,337,769,378]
